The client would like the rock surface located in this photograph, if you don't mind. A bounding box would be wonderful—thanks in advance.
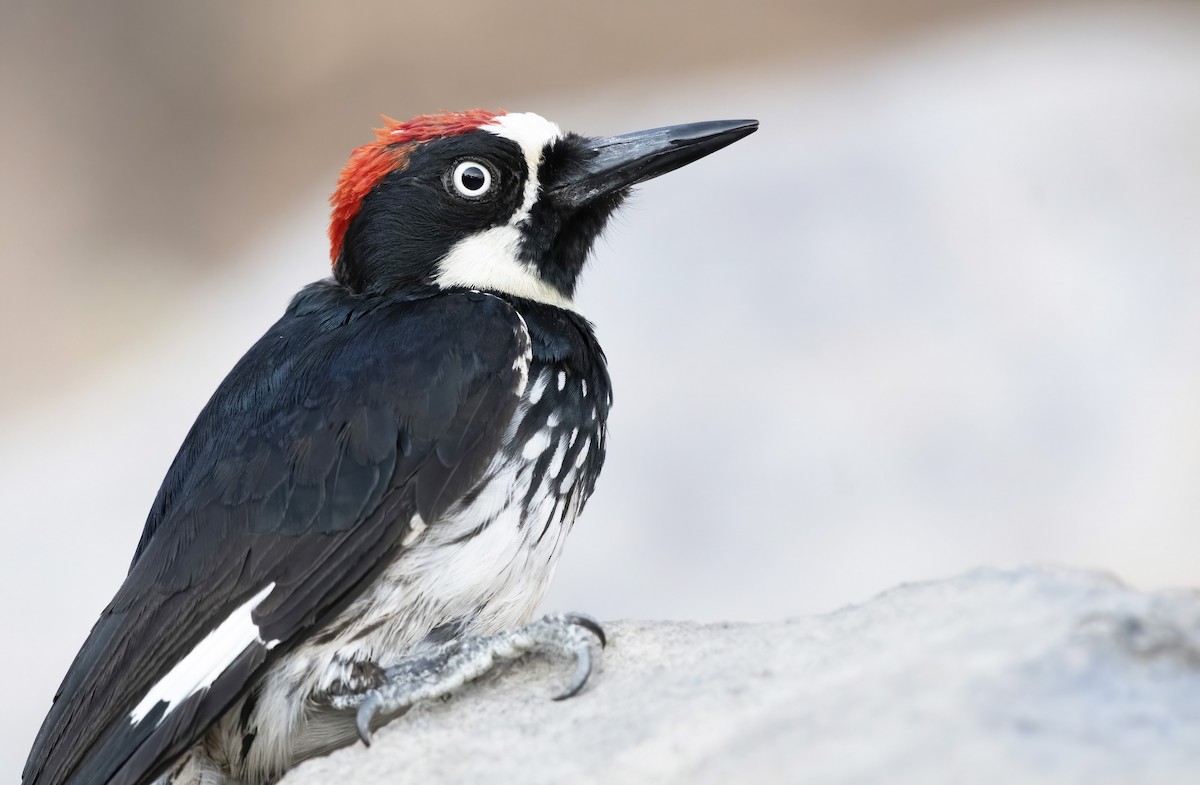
[282,567,1200,785]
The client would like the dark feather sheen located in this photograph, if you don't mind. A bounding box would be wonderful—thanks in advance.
[22,284,532,785]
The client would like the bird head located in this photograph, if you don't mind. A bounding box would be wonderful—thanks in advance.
[329,110,757,307]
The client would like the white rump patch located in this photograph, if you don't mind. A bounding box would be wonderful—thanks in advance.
[434,112,575,311]
[129,583,276,725]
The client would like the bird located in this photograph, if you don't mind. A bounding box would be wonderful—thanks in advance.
[22,109,757,785]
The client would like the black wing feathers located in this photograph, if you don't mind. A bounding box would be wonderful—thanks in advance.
[23,285,528,785]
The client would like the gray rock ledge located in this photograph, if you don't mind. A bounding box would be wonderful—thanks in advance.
[282,567,1200,785]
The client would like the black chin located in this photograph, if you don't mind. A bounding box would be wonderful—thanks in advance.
[518,120,757,299]
[517,135,631,299]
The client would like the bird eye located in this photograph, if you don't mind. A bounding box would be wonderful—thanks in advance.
[450,161,492,199]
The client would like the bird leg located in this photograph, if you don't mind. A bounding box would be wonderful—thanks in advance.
[327,613,606,745]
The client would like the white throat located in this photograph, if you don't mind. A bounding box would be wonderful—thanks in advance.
[433,112,576,311]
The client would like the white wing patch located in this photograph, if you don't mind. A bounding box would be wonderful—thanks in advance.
[434,112,575,311]
[129,583,277,725]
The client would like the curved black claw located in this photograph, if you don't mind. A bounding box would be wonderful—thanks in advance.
[356,694,382,747]
[552,640,593,701]
[566,612,607,648]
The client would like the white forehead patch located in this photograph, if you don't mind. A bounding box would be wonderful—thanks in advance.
[483,112,563,180]
[483,112,563,230]
[435,112,575,311]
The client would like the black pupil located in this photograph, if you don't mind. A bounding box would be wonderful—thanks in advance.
[461,166,486,192]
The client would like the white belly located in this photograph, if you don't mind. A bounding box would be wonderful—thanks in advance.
[213,361,600,783]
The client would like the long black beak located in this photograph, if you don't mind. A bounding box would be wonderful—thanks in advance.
[548,119,758,212]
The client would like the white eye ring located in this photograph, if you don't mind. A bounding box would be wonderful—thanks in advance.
[452,161,492,198]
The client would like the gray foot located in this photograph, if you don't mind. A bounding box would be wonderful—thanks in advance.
[329,613,606,745]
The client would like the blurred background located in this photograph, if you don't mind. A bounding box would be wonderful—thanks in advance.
[3,0,1199,775]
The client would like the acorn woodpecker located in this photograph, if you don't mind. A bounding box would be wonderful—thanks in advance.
[23,109,757,785]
